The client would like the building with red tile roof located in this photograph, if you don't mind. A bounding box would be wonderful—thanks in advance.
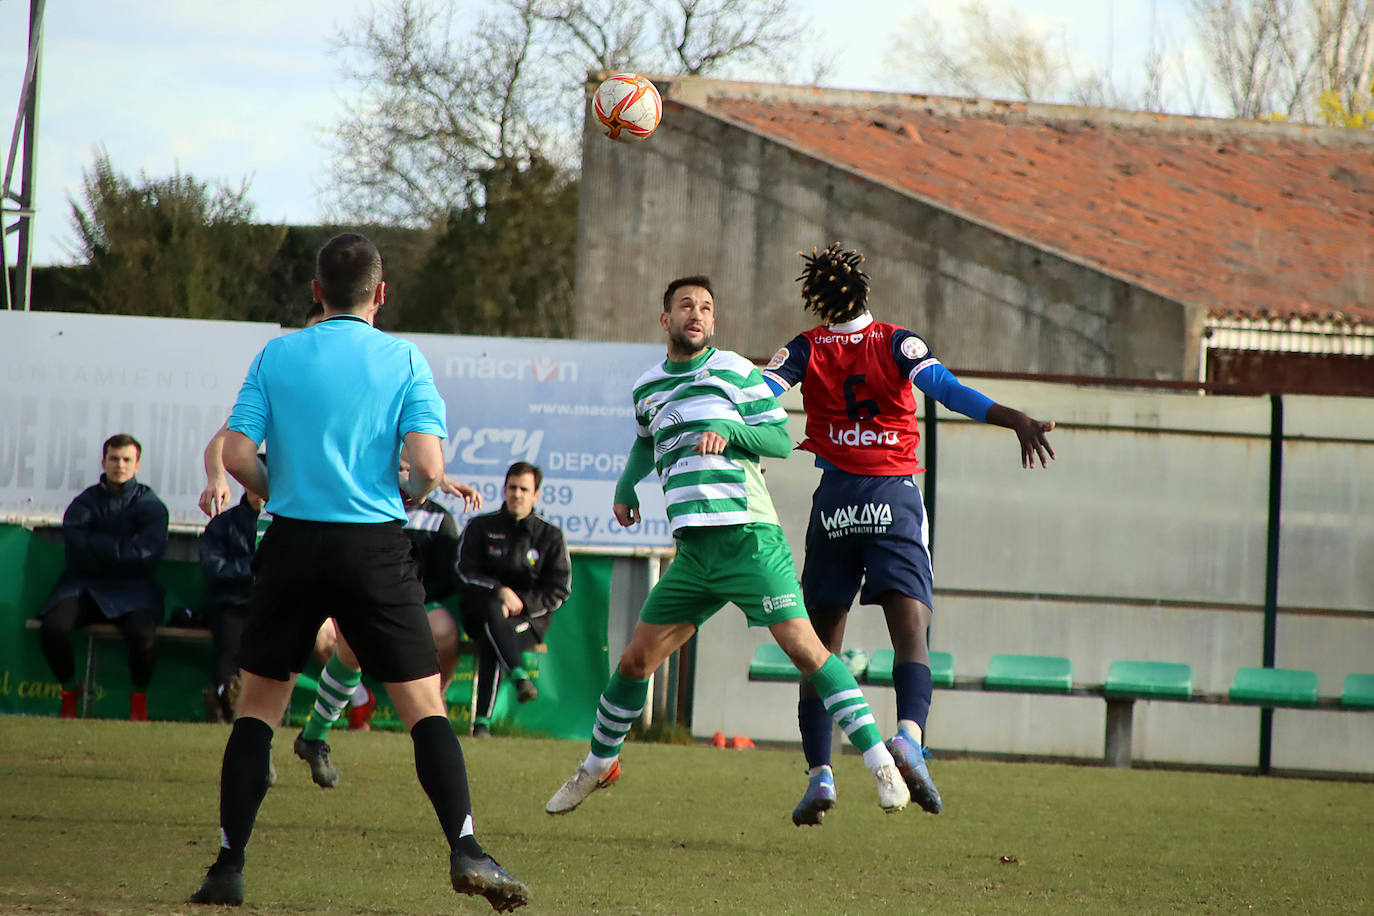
[575,76,1373,393]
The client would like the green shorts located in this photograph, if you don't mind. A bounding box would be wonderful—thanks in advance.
[639,523,808,629]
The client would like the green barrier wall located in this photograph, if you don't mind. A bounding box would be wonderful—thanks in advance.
[0,525,611,739]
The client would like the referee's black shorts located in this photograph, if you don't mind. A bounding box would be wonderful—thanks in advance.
[238,516,439,683]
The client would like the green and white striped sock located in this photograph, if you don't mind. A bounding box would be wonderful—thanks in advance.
[585,670,647,774]
[807,655,894,772]
[301,655,362,742]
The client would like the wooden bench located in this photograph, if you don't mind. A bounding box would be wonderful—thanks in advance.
[746,644,1374,768]
[23,617,212,716]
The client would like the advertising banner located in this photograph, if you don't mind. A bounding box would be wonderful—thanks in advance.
[406,332,670,547]
[0,312,674,548]
[0,311,281,527]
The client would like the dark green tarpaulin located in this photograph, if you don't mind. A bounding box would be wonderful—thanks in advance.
[0,524,610,739]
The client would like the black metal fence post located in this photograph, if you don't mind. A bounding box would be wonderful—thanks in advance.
[1260,393,1284,773]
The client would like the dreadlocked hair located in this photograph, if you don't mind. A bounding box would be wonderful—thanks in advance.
[796,242,869,324]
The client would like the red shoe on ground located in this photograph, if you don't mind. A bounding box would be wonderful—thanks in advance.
[129,692,149,721]
[730,735,755,749]
[59,687,80,719]
[347,690,378,731]
[711,731,727,748]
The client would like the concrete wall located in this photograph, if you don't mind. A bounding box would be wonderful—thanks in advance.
[685,379,1374,776]
[576,90,1199,379]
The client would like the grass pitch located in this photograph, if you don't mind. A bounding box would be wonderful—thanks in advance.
[0,716,1370,915]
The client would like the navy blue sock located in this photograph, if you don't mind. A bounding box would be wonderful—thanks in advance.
[797,696,832,769]
[213,716,274,872]
[893,662,933,735]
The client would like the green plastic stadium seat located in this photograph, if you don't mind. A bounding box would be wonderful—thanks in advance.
[865,649,894,686]
[861,649,954,687]
[1341,674,1374,710]
[930,650,955,687]
[1104,661,1194,700]
[748,643,800,682]
[985,654,1073,694]
[1228,666,1319,707]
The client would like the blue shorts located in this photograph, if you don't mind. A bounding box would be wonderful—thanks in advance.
[801,470,934,611]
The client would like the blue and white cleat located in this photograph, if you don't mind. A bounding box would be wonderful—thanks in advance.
[887,730,942,814]
[791,764,837,826]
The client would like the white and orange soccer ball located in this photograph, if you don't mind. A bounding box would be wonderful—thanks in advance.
[592,73,662,143]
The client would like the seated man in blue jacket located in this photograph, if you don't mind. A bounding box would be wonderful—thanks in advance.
[199,485,268,722]
[37,433,170,720]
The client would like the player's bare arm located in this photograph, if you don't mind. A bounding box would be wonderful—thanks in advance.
[199,420,233,516]
[986,404,1056,468]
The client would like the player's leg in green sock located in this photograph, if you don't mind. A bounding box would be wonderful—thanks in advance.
[585,670,648,774]
[301,655,362,742]
[806,655,894,771]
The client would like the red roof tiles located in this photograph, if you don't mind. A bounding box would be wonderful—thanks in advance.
[706,96,1374,324]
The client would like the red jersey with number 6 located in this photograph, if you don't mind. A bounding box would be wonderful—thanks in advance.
[764,315,936,476]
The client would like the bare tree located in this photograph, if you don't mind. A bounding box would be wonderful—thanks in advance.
[887,1,1065,101]
[326,0,811,224]
[325,0,555,224]
[887,0,1187,113]
[656,0,806,75]
[533,0,804,76]
[1190,0,1374,122]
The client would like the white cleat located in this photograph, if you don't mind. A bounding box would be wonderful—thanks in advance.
[874,763,910,813]
[545,760,621,815]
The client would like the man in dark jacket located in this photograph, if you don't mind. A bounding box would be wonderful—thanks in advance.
[199,488,267,722]
[37,433,169,720]
[457,461,571,736]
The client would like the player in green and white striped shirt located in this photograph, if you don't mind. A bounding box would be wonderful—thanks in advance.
[546,275,909,819]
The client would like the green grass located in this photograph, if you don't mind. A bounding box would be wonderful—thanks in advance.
[1,716,1371,915]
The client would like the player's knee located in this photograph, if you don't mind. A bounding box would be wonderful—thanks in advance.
[312,621,339,662]
[428,609,457,651]
[617,647,654,680]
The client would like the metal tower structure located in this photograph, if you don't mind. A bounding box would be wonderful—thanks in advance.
[3,0,45,311]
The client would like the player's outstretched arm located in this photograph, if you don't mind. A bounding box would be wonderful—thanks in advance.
[985,404,1056,469]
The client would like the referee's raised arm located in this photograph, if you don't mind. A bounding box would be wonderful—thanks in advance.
[189,233,529,912]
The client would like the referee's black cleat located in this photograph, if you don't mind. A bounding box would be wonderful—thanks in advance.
[189,865,244,906]
[450,849,530,912]
[515,678,538,704]
[293,733,339,788]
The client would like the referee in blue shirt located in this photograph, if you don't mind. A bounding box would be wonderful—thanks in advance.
[190,234,529,912]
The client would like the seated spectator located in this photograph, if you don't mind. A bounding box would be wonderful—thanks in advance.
[457,461,571,737]
[198,486,268,722]
[37,433,169,720]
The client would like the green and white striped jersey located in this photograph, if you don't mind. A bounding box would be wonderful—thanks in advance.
[631,347,788,534]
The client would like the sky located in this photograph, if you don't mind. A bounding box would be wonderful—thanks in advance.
[1,0,1198,268]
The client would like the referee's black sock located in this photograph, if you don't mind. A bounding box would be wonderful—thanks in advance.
[213,716,274,873]
[412,715,483,858]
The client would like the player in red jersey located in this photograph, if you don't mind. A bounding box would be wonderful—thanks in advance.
[763,243,1055,826]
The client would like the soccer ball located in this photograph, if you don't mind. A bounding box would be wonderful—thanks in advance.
[592,73,662,143]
